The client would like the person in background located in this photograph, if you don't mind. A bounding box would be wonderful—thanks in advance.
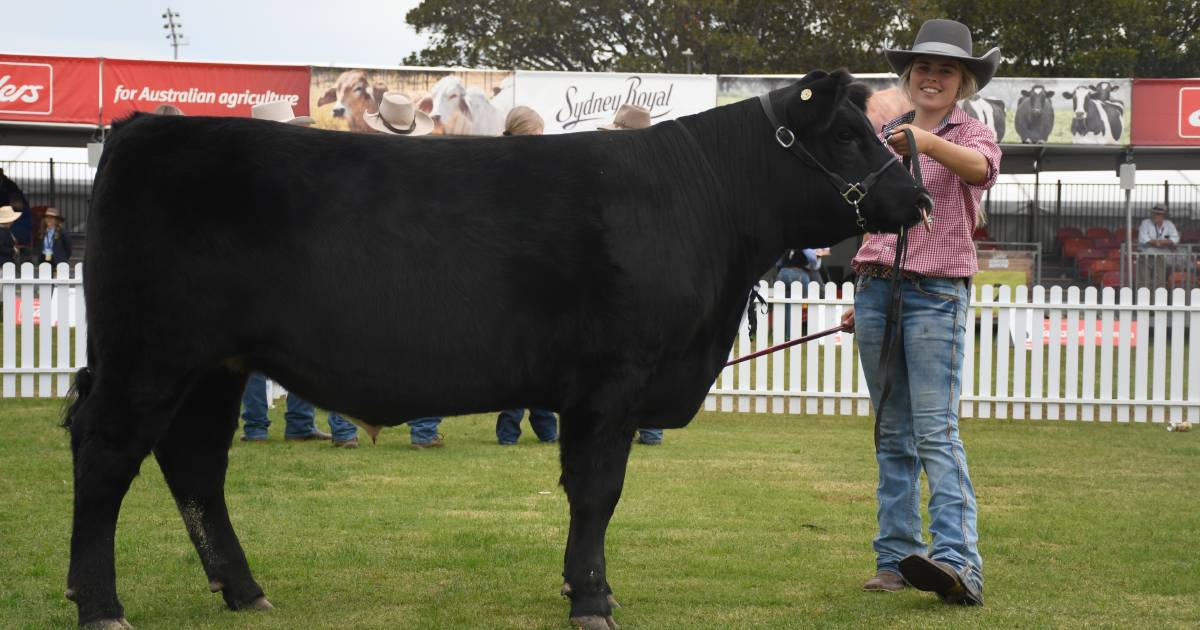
[600,104,663,446]
[842,18,1000,606]
[239,101,359,448]
[38,208,72,265]
[0,205,22,266]
[152,104,184,115]
[365,92,447,449]
[1136,204,1179,288]
[0,170,33,257]
[493,106,559,446]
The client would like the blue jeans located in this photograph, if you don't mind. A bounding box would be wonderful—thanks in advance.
[496,409,558,444]
[854,274,982,594]
[408,417,443,444]
[636,429,663,444]
[241,372,358,442]
[778,267,817,341]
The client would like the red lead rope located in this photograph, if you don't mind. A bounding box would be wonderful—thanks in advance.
[724,323,849,367]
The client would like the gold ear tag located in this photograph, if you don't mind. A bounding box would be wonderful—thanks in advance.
[801,89,813,101]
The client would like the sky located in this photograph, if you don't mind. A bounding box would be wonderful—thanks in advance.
[2,0,428,66]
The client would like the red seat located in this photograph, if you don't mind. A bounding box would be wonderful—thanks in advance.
[1056,227,1084,241]
[1092,237,1122,250]
[1062,238,1091,259]
[1087,258,1120,279]
[1085,227,1112,240]
[1101,271,1122,287]
[1182,228,1200,243]
[1075,249,1105,268]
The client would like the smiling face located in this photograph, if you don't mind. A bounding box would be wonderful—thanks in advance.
[904,55,964,114]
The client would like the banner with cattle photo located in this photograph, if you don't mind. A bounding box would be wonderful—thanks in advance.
[513,70,717,135]
[310,66,513,136]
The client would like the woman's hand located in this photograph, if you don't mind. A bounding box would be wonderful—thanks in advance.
[885,124,933,157]
[841,307,855,334]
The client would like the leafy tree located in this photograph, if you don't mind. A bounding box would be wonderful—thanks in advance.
[404,0,1200,77]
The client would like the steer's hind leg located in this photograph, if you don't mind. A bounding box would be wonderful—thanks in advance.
[152,367,271,611]
[558,405,636,630]
[66,370,179,628]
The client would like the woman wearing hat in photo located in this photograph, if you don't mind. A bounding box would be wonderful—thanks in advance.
[38,207,71,264]
[363,92,434,136]
[840,18,1001,605]
[0,204,22,266]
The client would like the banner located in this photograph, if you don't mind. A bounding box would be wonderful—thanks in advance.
[101,59,310,122]
[514,70,717,134]
[0,54,100,124]
[1131,79,1200,146]
[310,66,512,135]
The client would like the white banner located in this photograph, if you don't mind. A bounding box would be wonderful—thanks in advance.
[509,70,717,134]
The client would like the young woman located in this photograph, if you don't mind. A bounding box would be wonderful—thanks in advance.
[39,207,72,264]
[842,19,1001,606]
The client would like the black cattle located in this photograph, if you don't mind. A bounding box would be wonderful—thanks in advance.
[1062,84,1124,144]
[63,70,924,629]
[1015,85,1055,143]
[961,94,1006,142]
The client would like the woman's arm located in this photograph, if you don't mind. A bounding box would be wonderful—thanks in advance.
[886,124,990,185]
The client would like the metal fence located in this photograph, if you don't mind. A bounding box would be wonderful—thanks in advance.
[0,160,94,233]
[983,181,1200,253]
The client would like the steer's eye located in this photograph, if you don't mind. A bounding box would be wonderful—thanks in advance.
[835,129,855,143]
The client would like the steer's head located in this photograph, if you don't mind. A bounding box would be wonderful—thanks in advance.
[765,70,926,241]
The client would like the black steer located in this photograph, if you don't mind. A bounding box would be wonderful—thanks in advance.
[1015,85,1055,143]
[64,69,923,629]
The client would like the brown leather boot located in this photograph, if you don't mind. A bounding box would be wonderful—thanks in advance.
[863,570,906,592]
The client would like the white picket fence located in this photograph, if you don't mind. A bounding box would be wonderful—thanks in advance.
[705,280,1200,423]
[3,263,1198,422]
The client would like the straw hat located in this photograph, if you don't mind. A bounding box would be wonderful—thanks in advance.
[884,19,1002,89]
[250,100,314,126]
[598,104,652,130]
[1151,204,1169,215]
[0,205,22,225]
[364,92,434,136]
[44,207,62,220]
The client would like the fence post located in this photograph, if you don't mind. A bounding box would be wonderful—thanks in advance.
[48,158,57,208]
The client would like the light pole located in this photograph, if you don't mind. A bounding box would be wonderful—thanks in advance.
[682,48,694,74]
[162,9,187,60]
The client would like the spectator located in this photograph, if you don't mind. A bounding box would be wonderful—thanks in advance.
[600,104,663,446]
[1137,204,1178,252]
[502,106,544,136]
[365,92,447,449]
[843,18,999,606]
[0,170,33,253]
[0,204,21,266]
[152,104,184,115]
[239,101,359,448]
[38,208,72,264]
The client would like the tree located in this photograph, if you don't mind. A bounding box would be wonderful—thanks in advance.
[404,0,1200,77]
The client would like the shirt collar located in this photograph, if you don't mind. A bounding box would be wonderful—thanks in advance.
[882,107,971,136]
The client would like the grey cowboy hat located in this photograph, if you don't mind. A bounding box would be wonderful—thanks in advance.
[885,19,1001,89]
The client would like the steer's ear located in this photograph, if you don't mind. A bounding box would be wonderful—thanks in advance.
[1061,91,1073,99]
[784,69,854,133]
[317,88,337,107]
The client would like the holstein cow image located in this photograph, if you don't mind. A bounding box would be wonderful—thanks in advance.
[1062,83,1124,144]
[1015,85,1055,143]
[960,94,1006,142]
[64,70,925,629]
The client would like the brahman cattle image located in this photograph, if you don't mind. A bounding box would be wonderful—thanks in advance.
[64,70,925,629]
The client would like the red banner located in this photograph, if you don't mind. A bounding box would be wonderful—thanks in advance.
[1131,79,1200,146]
[0,54,100,124]
[101,59,310,122]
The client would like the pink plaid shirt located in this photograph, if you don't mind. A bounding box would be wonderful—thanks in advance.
[852,107,1002,278]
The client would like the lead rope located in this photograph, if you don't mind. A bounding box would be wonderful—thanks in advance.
[873,127,922,452]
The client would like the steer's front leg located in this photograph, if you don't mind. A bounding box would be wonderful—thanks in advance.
[557,412,635,630]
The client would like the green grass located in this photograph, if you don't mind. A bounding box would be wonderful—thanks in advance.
[1,399,1197,629]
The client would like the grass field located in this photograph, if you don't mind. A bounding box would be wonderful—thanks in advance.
[1,399,1197,629]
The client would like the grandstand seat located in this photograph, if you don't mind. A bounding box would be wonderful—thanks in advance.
[1062,238,1091,260]
[1181,228,1200,243]
[1085,227,1112,240]
[1055,227,1084,241]
[1075,249,1106,268]
[1101,271,1122,287]
[1092,236,1122,250]
[1087,258,1120,280]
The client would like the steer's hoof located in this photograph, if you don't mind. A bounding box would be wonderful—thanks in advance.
[64,587,76,601]
[80,618,133,630]
[244,596,274,611]
[570,615,618,630]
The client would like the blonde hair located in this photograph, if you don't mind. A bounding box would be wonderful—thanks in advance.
[898,58,979,102]
[503,106,544,136]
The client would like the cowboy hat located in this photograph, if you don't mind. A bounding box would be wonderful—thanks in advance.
[598,104,652,130]
[885,19,1001,89]
[250,100,314,126]
[503,106,545,136]
[1151,204,1169,215]
[364,92,434,136]
[44,207,62,219]
[0,205,22,225]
